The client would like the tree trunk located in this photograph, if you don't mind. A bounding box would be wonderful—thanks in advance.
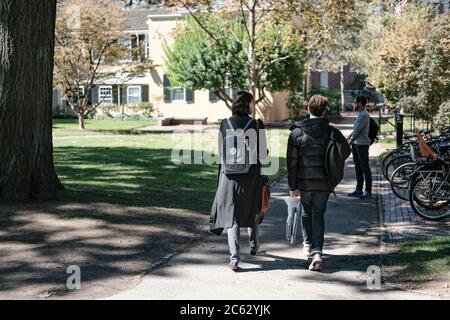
[305,58,312,98]
[247,0,257,117]
[340,65,345,112]
[78,113,85,130]
[0,0,63,200]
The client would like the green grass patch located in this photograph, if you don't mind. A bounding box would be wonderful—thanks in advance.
[396,236,450,278]
[53,119,156,137]
[377,137,396,162]
[380,116,430,135]
[54,129,290,213]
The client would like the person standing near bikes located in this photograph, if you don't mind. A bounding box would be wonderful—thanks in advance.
[347,96,373,199]
[287,95,349,271]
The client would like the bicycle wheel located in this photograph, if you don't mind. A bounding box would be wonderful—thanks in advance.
[381,151,397,181]
[390,162,417,200]
[386,155,412,181]
[409,172,450,221]
[382,149,409,181]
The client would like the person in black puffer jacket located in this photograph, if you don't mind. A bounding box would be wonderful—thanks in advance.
[286,94,347,272]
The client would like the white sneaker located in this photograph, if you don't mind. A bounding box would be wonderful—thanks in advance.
[302,245,311,256]
[308,253,323,271]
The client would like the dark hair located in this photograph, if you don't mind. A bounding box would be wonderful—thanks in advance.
[308,95,328,117]
[355,95,368,106]
[231,91,253,115]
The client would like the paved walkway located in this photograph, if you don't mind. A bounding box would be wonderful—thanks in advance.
[107,116,438,300]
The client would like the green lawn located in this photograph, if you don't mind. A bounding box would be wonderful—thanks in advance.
[53,118,157,137]
[54,127,290,213]
[396,236,450,278]
[380,116,430,135]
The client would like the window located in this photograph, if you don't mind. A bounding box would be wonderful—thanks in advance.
[127,86,141,105]
[99,86,112,104]
[172,87,186,101]
[163,75,194,103]
[224,75,238,99]
[209,75,239,102]
[130,34,147,62]
[79,86,85,98]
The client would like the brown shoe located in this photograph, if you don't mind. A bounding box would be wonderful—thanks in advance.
[228,262,239,272]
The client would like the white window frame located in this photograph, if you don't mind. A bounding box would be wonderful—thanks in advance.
[171,87,186,102]
[224,74,237,99]
[127,86,142,105]
[99,85,113,104]
[78,86,85,97]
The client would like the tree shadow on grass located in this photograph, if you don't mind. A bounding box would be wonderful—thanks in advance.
[382,238,450,282]
[0,145,289,299]
[0,146,220,298]
[54,146,218,212]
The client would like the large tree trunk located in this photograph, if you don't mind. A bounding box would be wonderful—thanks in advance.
[0,0,63,200]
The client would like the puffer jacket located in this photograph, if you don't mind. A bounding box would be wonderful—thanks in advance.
[287,117,332,192]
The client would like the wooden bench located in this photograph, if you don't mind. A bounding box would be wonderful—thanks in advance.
[160,117,175,126]
[159,117,208,126]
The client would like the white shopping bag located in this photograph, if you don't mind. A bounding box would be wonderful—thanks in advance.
[284,196,301,225]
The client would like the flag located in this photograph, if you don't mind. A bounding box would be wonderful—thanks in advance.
[394,0,408,18]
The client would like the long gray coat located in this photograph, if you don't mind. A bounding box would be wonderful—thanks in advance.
[209,115,266,235]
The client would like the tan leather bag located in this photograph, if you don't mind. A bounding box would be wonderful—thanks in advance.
[261,184,270,214]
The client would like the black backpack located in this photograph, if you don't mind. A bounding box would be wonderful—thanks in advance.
[221,118,255,174]
[325,127,352,190]
[369,117,380,145]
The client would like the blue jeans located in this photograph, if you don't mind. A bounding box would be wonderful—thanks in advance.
[300,191,330,255]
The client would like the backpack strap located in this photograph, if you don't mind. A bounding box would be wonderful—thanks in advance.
[243,118,255,131]
[227,117,254,132]
[329,125,336,141]
[226,118,235,131]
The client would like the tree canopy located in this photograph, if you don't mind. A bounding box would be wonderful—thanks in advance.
[164,13,307,109]
[54,0,154,129]
[357,3,450,122]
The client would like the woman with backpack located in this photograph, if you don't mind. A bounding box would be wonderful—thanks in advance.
[210,91,268,271]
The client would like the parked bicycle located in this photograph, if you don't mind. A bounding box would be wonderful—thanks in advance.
[385,127,450,221]
[382,127,450,182]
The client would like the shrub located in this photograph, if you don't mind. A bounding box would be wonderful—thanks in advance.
[287,92,307,119]
[309,87,341,115]
[135,102,154,117]
[436,101,450,129]
[93,113,113,120]
[52,113,77,120]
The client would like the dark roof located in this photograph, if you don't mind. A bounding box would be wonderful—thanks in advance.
[126,8,176,30]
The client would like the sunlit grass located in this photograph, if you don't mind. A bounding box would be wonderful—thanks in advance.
[380,116,430,135]
[54,128,291,213]
[53,118,156,137]
[397,237,450,278]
